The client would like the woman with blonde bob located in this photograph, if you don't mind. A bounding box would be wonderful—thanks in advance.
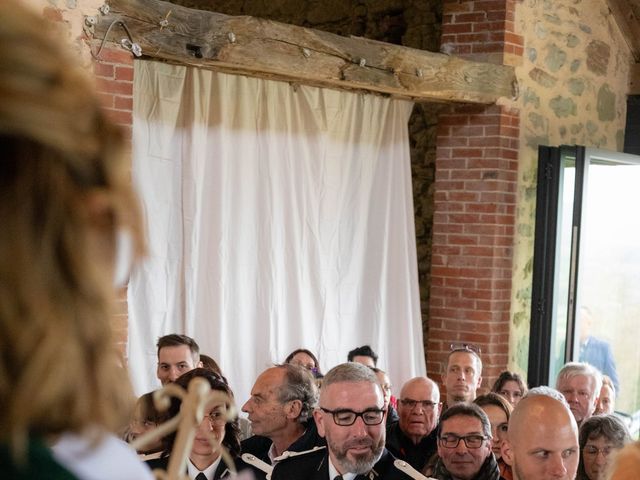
[0,1,149,478]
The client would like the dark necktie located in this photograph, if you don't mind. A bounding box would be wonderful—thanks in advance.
[195,473,207,480]
[334,476,344,480]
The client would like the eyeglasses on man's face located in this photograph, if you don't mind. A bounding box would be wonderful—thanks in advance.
[320,407,385,426]
[399,398,439,410]
[439,433,488,449]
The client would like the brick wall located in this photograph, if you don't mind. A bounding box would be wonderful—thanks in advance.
[427,0,522,393]
[92,44,135,356]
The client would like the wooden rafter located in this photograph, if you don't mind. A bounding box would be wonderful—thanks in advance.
[89,0,517,105]
[607,0,640,62]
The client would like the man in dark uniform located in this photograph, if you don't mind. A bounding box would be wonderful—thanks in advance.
[386,377,441,471]
[240,364,325,478]
[271,362,422,480]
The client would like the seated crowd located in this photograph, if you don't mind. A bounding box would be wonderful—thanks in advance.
[129,334,636,480]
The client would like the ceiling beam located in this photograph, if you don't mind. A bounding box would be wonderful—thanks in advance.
[607,0,640,62]
[89,0,517,105]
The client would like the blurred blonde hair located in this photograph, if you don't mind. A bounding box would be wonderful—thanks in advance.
[0,0,143,456]
[605,441,640,480]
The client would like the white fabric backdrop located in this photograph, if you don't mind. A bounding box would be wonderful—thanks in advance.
[128,60,426,404]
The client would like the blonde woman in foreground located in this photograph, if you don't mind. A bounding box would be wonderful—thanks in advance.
[0,1,151,478]
[604,441,640,480]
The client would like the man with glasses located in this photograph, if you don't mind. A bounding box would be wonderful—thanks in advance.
[432,403,500,480]
[442,344,483,409]
[386,377,441,471]
[271,362,420,479]
[501,393,579,480]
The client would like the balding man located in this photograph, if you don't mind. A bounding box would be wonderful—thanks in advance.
[386,377,441,471]
[501,392,579,480]
[442,346,483,407]
[555,361,602,427]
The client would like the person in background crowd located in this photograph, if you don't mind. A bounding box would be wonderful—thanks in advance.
[347,344,378,367]
[576,414,631,480]
[156,334,203,386]
[578,306,620,395]
[595,375,616,415]
[241,364,323,479]
[431,403,500,480]
[370,367,399,426]
[474,393,513,480]
[125,391,165,458]
[0,1,152,477]
[442,344,483,408]
[271,362,419,479]
[147,368,247,479]
[491,371,528,407]
[501,393,579,480]
[556,362,602,427]
[284,348,323,378]
[386,377,440,472]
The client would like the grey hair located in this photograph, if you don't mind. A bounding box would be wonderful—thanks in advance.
[523,385,570,408]
[322,362,380,389]
[556,362,603,401]
[275,364,318,423]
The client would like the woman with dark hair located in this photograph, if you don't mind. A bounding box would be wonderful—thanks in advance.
[491,370,528,407]
[474,393,514,480]
[284,348,323,378]
[147,368,245,479]
[577,414,631,480]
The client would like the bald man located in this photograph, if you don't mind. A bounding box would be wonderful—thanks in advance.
[386,377,440,471]
[501,393,579,480]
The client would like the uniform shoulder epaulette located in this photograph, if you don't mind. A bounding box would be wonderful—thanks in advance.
[240,453,273,474]
[273,445,326,461]
[392,459,436,480]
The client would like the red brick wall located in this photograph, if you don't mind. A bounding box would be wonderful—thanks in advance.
[427,0,522,393]
[92,44,135,357]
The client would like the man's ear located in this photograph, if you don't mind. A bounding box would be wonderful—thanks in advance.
[285,399,303,420]
[197,360,203,368]
[501,440,514,467]
[476,375,483,389]
[313,409,326,438]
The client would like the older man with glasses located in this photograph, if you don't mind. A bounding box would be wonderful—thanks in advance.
[386,377,441,472]
[271,362,421,480]
[432,403,500,480]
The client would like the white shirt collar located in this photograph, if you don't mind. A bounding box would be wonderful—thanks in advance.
[187,456,221,480]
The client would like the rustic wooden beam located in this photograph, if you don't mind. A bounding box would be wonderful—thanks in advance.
[89,0,517,105]
[607,0,640,62]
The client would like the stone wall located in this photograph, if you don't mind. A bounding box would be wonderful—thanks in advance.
[508,0,633,372]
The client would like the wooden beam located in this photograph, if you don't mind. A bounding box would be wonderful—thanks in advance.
[607,0,640,62]
[90,0,517,105]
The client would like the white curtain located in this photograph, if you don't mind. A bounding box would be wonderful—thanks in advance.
[128,60,425,403]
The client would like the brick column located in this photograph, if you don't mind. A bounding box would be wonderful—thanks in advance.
[92,44,135,356]
[427,0,522,392]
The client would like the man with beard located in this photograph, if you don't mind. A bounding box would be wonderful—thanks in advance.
[442,346,483,409]
[501,393,579,480]
[271,362,420,479]
[386,377,441,471]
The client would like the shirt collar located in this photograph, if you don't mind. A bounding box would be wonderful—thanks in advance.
[328,457,358,480]
[187,456,221,480]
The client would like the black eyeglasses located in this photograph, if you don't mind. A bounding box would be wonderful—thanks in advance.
[320,407,385,426]
[399,398,439,410]
[439,433,488,449]
[449,343,482,354]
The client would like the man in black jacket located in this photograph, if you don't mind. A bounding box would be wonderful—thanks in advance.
[272,363,421,480]
[240,364,325,478]
[386,376,441,471]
